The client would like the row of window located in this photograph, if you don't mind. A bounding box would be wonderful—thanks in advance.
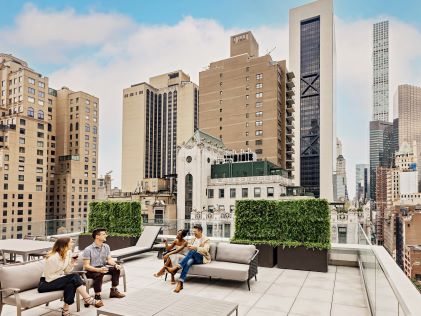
[208,187,275,198]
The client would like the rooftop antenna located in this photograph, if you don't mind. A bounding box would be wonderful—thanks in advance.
[266,46,276,55]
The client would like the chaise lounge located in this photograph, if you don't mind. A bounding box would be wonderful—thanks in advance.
[110,226,162,261]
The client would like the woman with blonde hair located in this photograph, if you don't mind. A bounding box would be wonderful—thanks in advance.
[38,237,103,316]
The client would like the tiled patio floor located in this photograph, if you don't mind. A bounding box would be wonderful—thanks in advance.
[1,252,370,316]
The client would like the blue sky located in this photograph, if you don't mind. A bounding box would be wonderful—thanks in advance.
[1,0,421,201]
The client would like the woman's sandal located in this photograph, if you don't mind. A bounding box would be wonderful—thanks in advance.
[61,308,70,316]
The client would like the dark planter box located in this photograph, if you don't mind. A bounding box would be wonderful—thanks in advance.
[78,235,138,251]
[277,246,328,272]
[256,244,277,268]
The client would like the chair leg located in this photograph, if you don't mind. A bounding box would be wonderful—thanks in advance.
[247,279,250,291]
[123,274,127,292]
[255,275,257,281]
[76,292,81,312]
[164,273,168,281]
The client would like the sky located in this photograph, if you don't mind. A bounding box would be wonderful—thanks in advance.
[1,0,421,201]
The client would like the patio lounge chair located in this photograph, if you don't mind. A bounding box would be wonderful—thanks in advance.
[110,226,162,261]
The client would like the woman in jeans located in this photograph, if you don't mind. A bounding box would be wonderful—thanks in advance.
[38,237,103,316]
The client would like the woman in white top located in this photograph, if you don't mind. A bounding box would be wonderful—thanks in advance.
[38,237,102,316]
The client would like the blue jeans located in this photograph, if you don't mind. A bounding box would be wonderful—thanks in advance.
[178,250,203,282]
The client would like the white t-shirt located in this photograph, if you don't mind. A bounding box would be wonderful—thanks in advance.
[192,237,203,248]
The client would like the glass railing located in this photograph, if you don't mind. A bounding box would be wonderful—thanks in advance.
[356,224,421,315]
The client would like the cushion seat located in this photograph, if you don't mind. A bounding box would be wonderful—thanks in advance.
[3,289,63,309]
[188,261,249,281]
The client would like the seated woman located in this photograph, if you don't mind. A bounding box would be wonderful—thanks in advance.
[38,237,103,316]
[154,229,188,284]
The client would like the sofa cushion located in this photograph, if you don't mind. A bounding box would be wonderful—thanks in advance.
[209,243,217,261]
[216,243,256,264]
[0,260,44,297]
[3,288,63,309]
[189,261,249,281]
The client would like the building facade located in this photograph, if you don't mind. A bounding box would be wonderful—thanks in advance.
[0,54,98,238]
[395,84,421,190]
[198,31,295,179]
[356,164,369,206]
[369,120,393,200]
[334,138,348,202]
[404,245,421,280]
[177,130,298,237]
[289,0,335,200]
[121,70,199,192]
[372,21,389,122]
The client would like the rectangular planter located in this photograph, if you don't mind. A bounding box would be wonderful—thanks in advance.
[256,244,277,268]
[277,246,328,272]
[78,235,138,251]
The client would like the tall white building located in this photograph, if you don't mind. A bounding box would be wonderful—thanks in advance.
[289,0,335,200]
[372,21,389,122]
[334,138,348,202]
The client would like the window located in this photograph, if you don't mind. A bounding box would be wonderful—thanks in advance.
[256,73,263,80]
[255,149,263,154]
[256,92,263,98]
[37,141,44,147]
[242,188,248,198]
[219,189,225,198]
[230,188,236,198]
[256,102,263,108]
[256,111,263,117]
[38,110,44,119]
[38,82,45,88]
[28,77,35,85]
[208,189,214,198]
[85,124,90,132]
[27,107,34,117]
[254,187,261,198]
[38,100,44,106]
[19,137,25,144]
[256,83,263,89]
[255,139,263,145]
[36,185,43,192]
[20,118,26,125]
[38,91,45,98]
[267,187,274,197]
[255,120,263,126]
[255,130,263,136]
[28,87,35,94]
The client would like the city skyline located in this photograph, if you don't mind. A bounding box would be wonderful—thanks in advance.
[1,1,421,199]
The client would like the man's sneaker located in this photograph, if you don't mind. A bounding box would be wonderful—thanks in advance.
[110,288,125,298]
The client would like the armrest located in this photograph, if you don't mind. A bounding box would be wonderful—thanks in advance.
[249,249,259,263]
[0,288,20,294]
[70,270,87,274]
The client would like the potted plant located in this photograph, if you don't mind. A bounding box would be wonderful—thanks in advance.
[232,199,330,272]
[275,199,330,272]
[231,200,279,267]
[79,201,143,251]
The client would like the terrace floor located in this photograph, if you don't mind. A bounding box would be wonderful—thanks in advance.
[2,252,370,316]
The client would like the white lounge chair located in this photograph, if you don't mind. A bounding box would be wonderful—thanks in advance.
[110,226,162,261]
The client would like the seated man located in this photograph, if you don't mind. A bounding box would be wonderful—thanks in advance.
[166,224,211,293]
[82,228,125,305]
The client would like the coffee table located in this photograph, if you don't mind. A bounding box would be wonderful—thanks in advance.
[97,288,238,316]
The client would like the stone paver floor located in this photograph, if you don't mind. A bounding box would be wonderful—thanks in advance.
[1,252,370,316]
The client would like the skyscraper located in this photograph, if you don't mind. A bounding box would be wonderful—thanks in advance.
[372,21,389,122]
[121,70,199,192]
[334,138,348,202]
[0,54,99,238]
[369,120,393,200]
[395,84,421,189]
[198,31,295,178]
[289,0,335,200]
[356,163,369,204]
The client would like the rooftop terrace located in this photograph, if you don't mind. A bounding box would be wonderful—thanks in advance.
[1,252,369,316]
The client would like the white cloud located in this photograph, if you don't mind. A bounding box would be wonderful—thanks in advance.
[2,5,421,201]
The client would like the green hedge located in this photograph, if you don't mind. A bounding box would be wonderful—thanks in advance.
[87,201,142,237]
[232,199,331,250]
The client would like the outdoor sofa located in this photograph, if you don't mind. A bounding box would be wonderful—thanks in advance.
[166,242,259,290]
